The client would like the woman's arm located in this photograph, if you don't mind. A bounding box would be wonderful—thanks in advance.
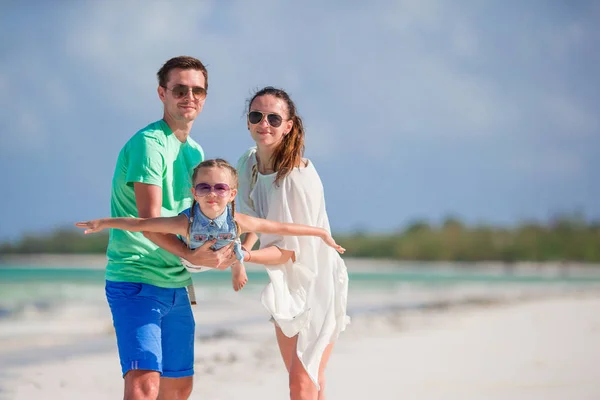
[241,231,259,252]
[236,218,293,265]
[236,213,345,254]
[75,214,189,236]
[245,246,296,265]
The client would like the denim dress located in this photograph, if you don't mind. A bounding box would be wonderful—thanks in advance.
[179,203,244,267]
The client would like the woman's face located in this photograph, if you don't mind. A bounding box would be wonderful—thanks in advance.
[247,95,294,149]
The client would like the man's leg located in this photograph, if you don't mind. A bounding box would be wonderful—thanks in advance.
[106,281,171,400]
[158,286,196,399]
[158,377,194,400]
[124,370,161,400]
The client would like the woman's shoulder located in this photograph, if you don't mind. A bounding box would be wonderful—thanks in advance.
[236,146,257,170]
[280,158,323,191]
[292,158,320,177]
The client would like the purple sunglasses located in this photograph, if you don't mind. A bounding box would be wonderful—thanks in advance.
[194,182,231,197]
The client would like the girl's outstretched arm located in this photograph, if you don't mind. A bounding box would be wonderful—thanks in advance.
[235,213,345,254]
[75,214,189,236]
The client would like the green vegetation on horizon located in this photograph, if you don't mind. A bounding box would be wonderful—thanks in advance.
[1,214,599,263]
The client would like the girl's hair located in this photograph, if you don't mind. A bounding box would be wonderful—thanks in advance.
[187,159,240,247]
[247,86,305,186]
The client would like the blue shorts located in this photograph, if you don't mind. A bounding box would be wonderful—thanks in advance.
[105,280,195,378]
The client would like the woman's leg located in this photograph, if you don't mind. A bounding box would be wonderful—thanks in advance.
[275,326,316,399]
[317,343,334,400]
[274,326,335,400]
[275,325,295,373]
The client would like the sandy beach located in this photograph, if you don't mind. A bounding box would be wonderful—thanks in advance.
[2,285,599,400]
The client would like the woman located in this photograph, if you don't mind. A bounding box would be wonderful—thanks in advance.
[236,86,350,400]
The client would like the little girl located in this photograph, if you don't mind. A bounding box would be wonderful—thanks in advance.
[76,158,345,292]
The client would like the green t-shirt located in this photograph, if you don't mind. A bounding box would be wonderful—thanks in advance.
[105,119,204,288]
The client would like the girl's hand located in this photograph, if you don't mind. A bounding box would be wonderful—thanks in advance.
[75,220,105,234]
[322,233,346,254]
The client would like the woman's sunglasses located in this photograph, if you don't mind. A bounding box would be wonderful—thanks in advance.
[248,111,284,128]
[194,183,231,197]
[162,84,207,100]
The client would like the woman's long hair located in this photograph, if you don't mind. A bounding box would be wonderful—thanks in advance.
[247,86,305,186]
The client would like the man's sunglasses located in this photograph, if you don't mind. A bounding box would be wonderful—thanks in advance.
[162,84,207,100]
[194,183,231,197]
[248,111,285,128]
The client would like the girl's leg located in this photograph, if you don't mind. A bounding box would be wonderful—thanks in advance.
[230,261,248,291]
[274,325,334,400]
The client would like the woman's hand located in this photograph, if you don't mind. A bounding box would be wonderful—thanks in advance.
[75,219,105,234]
[321,232,346,254]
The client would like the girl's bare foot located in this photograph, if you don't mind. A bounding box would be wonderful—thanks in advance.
[231,262,248,291]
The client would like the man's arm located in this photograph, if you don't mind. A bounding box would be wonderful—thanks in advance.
[134,183,237,268]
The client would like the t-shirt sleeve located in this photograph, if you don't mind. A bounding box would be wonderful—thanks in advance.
[125,133,165,187]
[235,147,259,218]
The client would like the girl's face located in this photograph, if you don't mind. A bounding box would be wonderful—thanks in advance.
[247,95,294,149]
[190,167,237,216]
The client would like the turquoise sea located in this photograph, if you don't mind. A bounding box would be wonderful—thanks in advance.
[2,260,600,319]
[1,259,600,369]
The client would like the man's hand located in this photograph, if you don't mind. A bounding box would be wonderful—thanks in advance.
[183,240,237,270]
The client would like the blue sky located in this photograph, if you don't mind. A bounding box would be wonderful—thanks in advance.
[1,0,599,241]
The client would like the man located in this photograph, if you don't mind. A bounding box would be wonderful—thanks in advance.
[106,56,237,400]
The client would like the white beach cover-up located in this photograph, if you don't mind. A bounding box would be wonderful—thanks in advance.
[236,147,350,388]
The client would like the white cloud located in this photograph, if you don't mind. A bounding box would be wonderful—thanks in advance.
[0,110,45,152]
[510,148,584,179]
[0,57,76,152]
[381,0,442,34]
[62,1,217,112]
[542,95,597,135]
[451,23,479,59]
[0,0,597,163]
[1,0,599,239]
[303,118,339,160]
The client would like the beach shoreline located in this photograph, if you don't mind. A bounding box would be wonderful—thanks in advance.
[2,286,600,399]
[2,253,600,274]
[2,256,600,399]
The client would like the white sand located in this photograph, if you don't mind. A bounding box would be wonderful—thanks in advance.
[2,290,599,400]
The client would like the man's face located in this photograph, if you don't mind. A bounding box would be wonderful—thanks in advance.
[158,68,206,123]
